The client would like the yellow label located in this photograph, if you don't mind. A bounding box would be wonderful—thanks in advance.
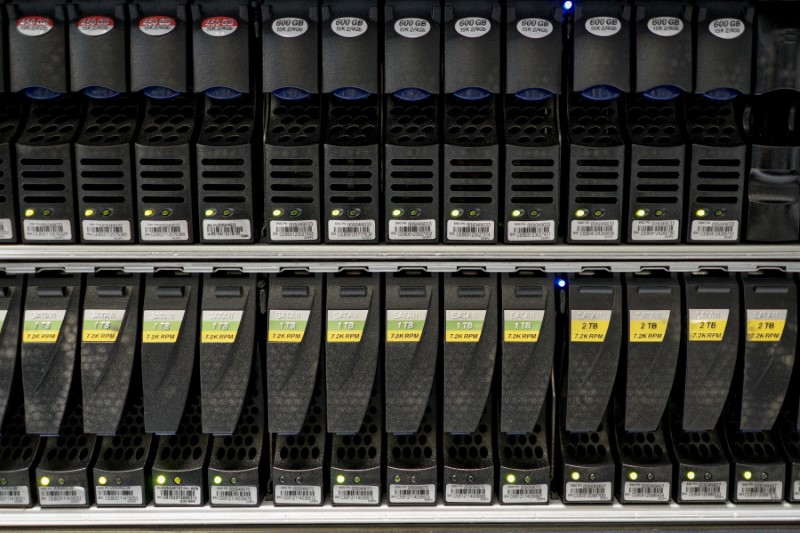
[23,309,66,344]
[503,310,544,343]
[746,309,787,342]
[629,310,670,342]
[201,310,243,343]
[327,310,368,343]
[688,308,729,342]
[570,310,612,342]
[445,310,486,342]
[142,310,185,344]
[82,309,126,343]
[268,310,311,343]
[386,310,427,343]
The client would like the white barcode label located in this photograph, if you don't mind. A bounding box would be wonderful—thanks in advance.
[565,482,612,502]
[328,220,376,241]
[631,220,679,241]
[447,220,495,241]
[737,481,782,501]
[332,485,379,505]
[96,486,143,505]
[23,219,72,241]
[0,218,13,240]
[445,483,492,503]
[210,485,258,505]
[154,485,201,505]
[270,220,318,241]
[691,220,738,241]
[507,220,554,242]
[793,480,800,500]
[502,483,548,503]
[39,486,86,506]
[203,219,251,241]
[389,484,436,504]
[623,482,670,502]
[570,220,618,241]
[388,219,436,241]
[0,486,30,506]
[141,220,189,242]
[82,220,132,241]
[274,485,322,505]
[681,481,727,501]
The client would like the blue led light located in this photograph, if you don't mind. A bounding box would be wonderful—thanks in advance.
[563,1,574,10]
[514,88,553,102]
[205,87,243,100]
[580,85,621,101]
[556,278,567,289]
[394,87,431,102]
[84,86,122,100]
[143,86,181,100]
[23,87,63,100]
[642,85,681,101]
[273,87,311,101]
[453,87,491,101]
[332,87,371,101]
[701,88,740,101]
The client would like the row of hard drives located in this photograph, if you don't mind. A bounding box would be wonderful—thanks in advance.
[0,270,797,507]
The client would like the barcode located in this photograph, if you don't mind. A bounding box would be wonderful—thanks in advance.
[210,485,257,505]
[270,220,317,241]
[691,220,738,241]
[565,481,612,502]
[275,485,321,504]
[203,219,251,240]
[141,220,189,241]
[23,220,72,241]
[681,481,727,501]
[0,218,13,240]
[631,220,679,241]
[332,484,379,504]
[0,486,28,506]
[328,220,376,241]
[389,484,436,504]
[447,220,495,241]
[96,485,143,505]
[388,219,436,241]
[502,483,548,503]
[445,483,492,503]
[154,485,201,505]
[39,486,86,505]
[624,482,669,502]
[737,481,781,501]
[570,220,618,241]
[82,220,132,241]
[507,220,555,242]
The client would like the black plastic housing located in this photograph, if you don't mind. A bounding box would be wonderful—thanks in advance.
[197,96,257,243]
[723,411,785,503]
[128,0,189,94]
[738,274,797,431]
[565,274,622,433]
[498,406,551,505]
[386,394,438,506]
[16,96,81,244]
[385,0,440,96]
[141,273,199,435]
[443,272,497,434]
[443,0,500,95]
[506,1,561,96]
[325,272,381,435]
[695,0,753,97]
[207,357,266,507]
[191,0,250,95]
[80,273,142,436]
[92,395,155,507]
[266,272,323,436]
[35,403,99,508]
[614,406,672,504]
[261,0,319,96]
[0,96,23,243]
[67,0,128,94]
[0,276,24,431]
[559,410,615,504]
[681,274,739,432]
[200,273,257,435]
[151,393,210,506]
[0,394,42,508]
[385,272,439,435]
[755,1,800,94]
[76,96,139,243]
[572,0,631,94]
[21,274,82,436]
[442,401,495,505]
[634,1,692,94]
[624,273,681,432]
[7,0,68,94]
[500,272,555,434]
